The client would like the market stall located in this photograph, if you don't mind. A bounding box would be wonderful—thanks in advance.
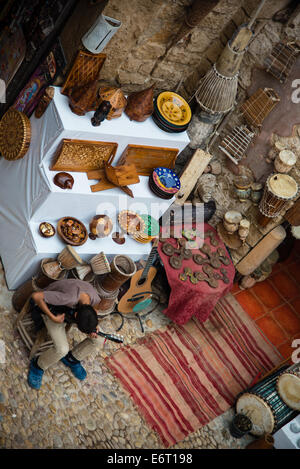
[0,87,189,289]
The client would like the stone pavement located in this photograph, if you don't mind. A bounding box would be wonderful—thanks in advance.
[0,261,253,449]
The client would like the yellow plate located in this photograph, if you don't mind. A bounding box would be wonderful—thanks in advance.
[156,92,191,126]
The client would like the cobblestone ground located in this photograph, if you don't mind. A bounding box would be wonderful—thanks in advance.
[0,262,253,449]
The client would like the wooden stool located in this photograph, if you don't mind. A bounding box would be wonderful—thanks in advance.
[16,297,72,359]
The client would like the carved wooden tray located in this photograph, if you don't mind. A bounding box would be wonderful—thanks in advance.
[0,108,31,160]
[50,139,118,172]
[61,50,106,97]
[117,144,178,176]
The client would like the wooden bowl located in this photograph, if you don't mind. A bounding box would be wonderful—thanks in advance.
[89,215,113,238]
[118,210,145,235]
[39,222,56,238]
[57,217,88,246]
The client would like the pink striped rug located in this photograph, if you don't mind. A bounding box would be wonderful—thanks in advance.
[105,294,282,447]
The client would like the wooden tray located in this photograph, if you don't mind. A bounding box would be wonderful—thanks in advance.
[117,144,178,176]
[57,217,88,246]
[50,139,118,172]
[61,50,106,97]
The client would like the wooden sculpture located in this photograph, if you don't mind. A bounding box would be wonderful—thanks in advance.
[53,172,74,189]
[125,84,155,122]
[91,100,112,126]
[68,79,99,116]
[35,87,54,118]
[104,159,140,198]
[96,86,127,120]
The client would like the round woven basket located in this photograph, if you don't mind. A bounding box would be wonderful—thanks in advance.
[0,108,31,160]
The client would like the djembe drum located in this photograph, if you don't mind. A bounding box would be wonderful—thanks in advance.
[277,370,300,411]
[258,173,298,226]
[236,367,298,436]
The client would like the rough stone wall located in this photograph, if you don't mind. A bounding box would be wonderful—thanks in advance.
[98,0,292,95]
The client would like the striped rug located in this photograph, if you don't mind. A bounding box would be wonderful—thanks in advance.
[105,294,282,447]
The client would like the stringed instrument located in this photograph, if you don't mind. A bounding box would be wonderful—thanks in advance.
[118,239,159,314]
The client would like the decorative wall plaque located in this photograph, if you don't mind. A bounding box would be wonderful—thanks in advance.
[50,139,118,172]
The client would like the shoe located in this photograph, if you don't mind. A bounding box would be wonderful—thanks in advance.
[60,356,87,380]
[28,358,44,390]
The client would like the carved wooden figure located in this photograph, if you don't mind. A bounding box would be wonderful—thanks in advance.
[91,100,112,126]
[35,87,54,118]
[125,84,155,122]
[68,79,99,116]
[53,172,74,189]
[97,87,127,120]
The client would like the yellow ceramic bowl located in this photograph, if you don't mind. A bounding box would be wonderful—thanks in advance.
[156,92,192,126]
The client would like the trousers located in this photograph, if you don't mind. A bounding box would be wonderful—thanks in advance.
[37,315,102,370]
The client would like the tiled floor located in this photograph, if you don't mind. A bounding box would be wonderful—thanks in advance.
[232,240,300,361]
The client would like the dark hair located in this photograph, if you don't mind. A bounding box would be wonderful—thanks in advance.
[75,305,98,334]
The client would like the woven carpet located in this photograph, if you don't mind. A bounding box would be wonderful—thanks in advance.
[105,294,283,447]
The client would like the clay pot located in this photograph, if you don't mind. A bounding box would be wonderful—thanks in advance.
[250,182,263,205]
[234,175,252,202]
[125,84,155,122]
[223,210,242,234]
[238,218,250,243]
[196,174,216,203]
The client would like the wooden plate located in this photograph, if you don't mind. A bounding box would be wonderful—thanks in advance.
[0,108,31,160]
[57,217,88,246]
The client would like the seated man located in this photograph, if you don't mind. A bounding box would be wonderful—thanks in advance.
[27,278,102,390]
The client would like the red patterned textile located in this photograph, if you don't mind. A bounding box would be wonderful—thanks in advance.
[157,223,235,324]
[105,294,282,447]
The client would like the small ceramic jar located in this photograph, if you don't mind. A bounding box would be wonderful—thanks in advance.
[238,218,250,243]
[251,182,263,205]
[234,176,252,202]
[274,150,297,173]
[223,210,242,235]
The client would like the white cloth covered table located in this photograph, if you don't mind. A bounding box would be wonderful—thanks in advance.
[0,87,189,289]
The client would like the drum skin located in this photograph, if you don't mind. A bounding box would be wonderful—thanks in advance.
[236,393,275,436]
[277,372,300,411]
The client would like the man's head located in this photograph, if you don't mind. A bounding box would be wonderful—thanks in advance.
[74,304,98,334]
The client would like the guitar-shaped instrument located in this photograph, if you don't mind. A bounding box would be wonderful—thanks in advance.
[118,239,159,314]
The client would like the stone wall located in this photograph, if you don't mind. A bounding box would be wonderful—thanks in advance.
[98,0,292,94]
